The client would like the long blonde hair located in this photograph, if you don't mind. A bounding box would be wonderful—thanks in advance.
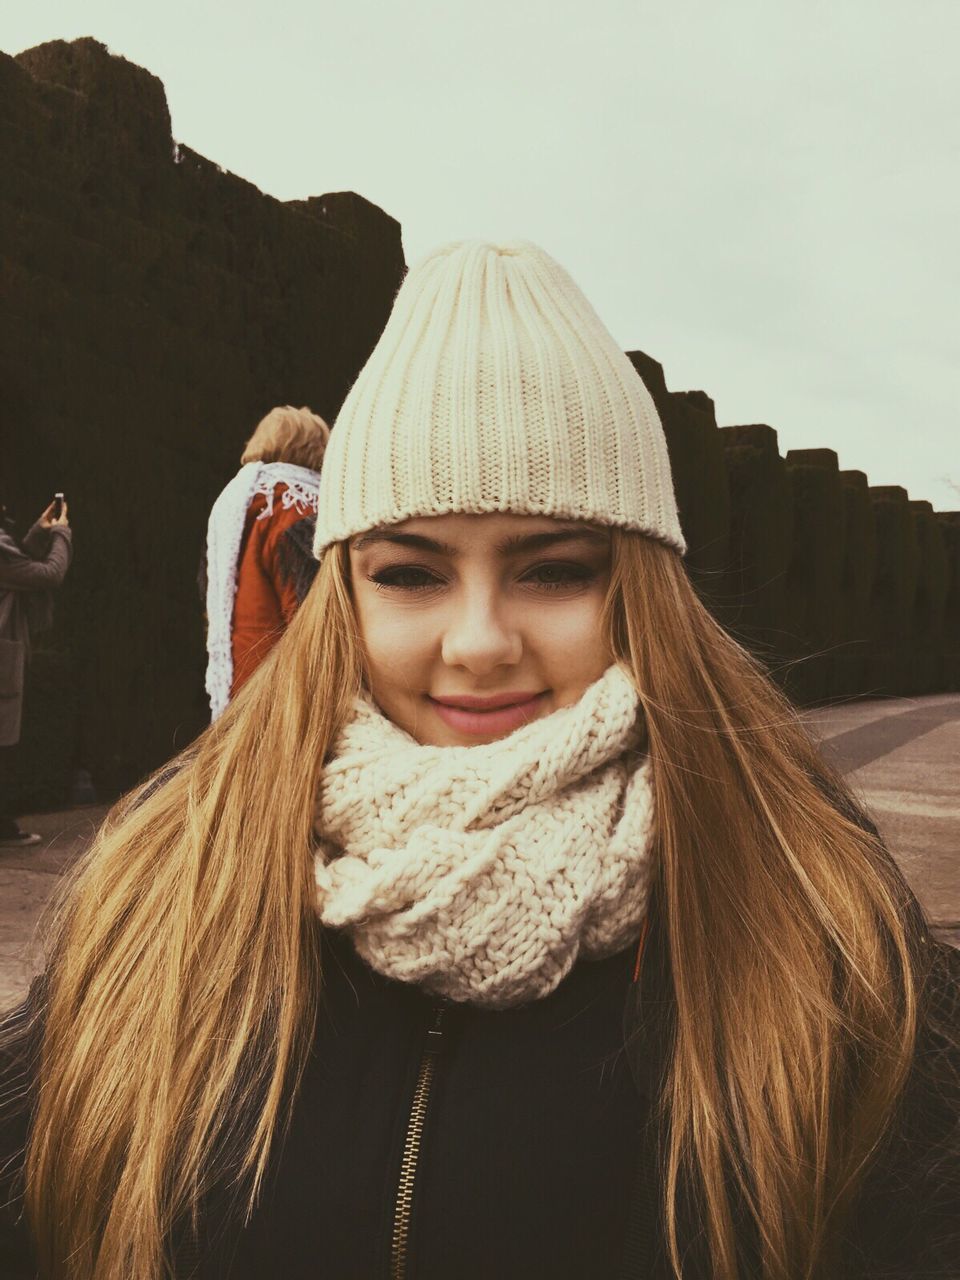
[18,533,923,1278]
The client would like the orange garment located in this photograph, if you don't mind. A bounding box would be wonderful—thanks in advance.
[230,485,305,696]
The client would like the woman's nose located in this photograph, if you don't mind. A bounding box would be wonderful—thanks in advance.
[440,592,522,673]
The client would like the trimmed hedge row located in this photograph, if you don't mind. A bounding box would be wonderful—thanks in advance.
[628,355,958,703]
[3,39,405,808]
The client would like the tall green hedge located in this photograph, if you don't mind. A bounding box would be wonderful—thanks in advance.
[2,39,405,806]
[782,450,844,702]
[836,471,877,696]
[908,501,948,692]
[936,513,960,689]
[717,425,793,665]
[868,487,920,693]
[626,353,730,607]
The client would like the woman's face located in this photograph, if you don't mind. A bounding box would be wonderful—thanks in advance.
[348,512,613,746]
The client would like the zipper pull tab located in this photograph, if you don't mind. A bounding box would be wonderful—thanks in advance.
[425,1001,450,1052]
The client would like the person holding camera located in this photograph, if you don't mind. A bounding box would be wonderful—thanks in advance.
[0,494,72,848]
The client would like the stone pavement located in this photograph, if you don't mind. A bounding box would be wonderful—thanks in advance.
[1,695,957,1010]
[810,693,959,946]
[0,805,111,1011]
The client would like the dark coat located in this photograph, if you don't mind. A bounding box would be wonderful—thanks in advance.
[2,898,957,1280]
[0,522,72,746]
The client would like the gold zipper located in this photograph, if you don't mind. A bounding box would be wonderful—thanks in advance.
[390,1004,447,1280]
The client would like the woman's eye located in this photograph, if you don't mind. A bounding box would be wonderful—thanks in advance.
[368,566,441,591]
[367,561,598,593]
[522,562,596,590]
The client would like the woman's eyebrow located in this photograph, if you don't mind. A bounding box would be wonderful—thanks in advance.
[495,527,610,554]
[351,526,609,556]
[351,531,459,554]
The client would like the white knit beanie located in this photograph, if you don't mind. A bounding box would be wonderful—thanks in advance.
[312,239,685,557]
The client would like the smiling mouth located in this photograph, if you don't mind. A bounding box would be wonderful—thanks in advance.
[427,692,548,735]
[429,692,543,710]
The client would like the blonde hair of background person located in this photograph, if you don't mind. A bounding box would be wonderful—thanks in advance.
[239,404,330,471]
[2,242,957,1280]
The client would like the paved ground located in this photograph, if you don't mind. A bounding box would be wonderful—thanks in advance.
[0,805,111,1010]
[810,693,959,946]
[1,694,957,1010]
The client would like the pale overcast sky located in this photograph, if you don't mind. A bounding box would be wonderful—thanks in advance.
[5,0,959,509]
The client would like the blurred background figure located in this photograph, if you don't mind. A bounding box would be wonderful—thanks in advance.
[204,405,329,719]
[0,493,73,847]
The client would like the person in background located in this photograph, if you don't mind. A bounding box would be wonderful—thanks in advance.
[0,494,72,848]
[204,406,329,719]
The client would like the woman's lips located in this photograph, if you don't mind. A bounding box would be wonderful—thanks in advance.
[427,692,547,736]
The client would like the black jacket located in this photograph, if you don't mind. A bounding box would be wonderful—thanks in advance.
[2,908,958,1279]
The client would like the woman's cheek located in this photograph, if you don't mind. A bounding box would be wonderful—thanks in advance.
[361,604,436,678]
[532,595,607,649]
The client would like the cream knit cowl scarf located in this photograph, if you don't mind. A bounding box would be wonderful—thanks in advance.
[313,664,655,1009]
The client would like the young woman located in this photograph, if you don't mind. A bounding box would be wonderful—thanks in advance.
[204,404,329,718]
[0,494,72,848]
[1,241,957,1279]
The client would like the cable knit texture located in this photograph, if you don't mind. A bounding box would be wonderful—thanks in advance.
[313,664,655,1008]
[312,239,685,558]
